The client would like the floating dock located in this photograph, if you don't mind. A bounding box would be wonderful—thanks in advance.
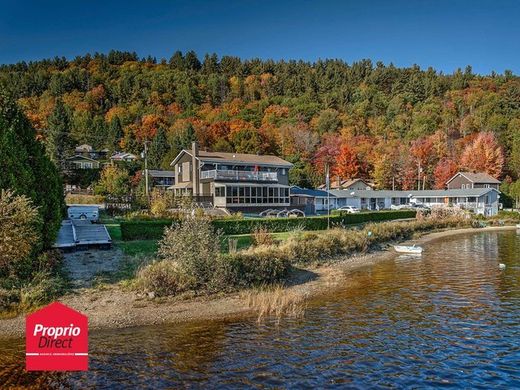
[54,219,112,249]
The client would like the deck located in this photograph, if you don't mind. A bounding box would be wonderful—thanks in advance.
[54,219,112,249]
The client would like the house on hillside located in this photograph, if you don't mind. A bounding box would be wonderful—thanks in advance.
[65,155,101,169]
[110,152,138,162]
[169,142,293,212]
[446,172,501,190]
[290,186,336,214]
[74,144,108,160]
[328,187,501,216]
[318,178,373,191]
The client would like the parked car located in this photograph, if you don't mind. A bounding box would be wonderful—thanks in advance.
[390,204,409,210]
[67,205,99,222]
[337,205,360,213]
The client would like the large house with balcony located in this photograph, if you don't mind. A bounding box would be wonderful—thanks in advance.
[169,143,293,212]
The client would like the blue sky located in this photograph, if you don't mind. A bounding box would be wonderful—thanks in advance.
[1,0,519,74]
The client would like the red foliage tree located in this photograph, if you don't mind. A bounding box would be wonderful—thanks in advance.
[433,158,459,189]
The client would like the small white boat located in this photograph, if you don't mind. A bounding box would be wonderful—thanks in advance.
[499,263,506,270]
[394,244,423,254]
[516,224,520,229]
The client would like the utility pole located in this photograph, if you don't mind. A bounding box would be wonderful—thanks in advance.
[143,141,150,204]
[417,160,421,191]
[326,163,330,230]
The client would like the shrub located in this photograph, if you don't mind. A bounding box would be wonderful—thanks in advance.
[251,226,274,246]
[157,217,221,289]
[65,194,104,205]
[120,219,179,240]
[136,260,186,296]
[120,210,417,240]
[213,246,290,290]
[19,272,67,310]
[0,190,41,274]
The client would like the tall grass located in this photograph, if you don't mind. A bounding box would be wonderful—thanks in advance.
[243,286,306,323]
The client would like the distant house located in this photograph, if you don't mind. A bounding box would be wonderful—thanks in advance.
[446,172,501,190]
[147,170,175,189]
[169,142,293,212]
[318,178,373,191]
[74,144,108,160]
[290,186,335,214]
[65,155,100,169]
[110,152,138,162]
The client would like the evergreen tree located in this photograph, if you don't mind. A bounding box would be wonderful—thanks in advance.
[148,126,169,169]
[107,116,123,152]
[45,98,72,168]
[0,93,64,248]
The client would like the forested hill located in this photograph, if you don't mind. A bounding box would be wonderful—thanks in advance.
[1,50,520,190]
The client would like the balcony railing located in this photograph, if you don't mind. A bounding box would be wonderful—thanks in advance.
[200,169,278,182]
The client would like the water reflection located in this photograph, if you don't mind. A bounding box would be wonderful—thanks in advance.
[1,231,519,388]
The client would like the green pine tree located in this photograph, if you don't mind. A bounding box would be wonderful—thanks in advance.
[45,98,72,168]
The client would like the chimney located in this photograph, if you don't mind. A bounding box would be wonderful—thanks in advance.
[192,142,199,197]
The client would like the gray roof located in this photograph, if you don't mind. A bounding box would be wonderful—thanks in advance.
[447,172,501,184]
[329,188,498,199]
[148,170,175,178]
[290,186,330,198]
[172,149,293,168]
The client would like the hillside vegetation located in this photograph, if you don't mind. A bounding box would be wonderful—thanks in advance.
[1,50,520,195]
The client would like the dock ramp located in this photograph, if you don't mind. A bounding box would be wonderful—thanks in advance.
[54,219,111,249]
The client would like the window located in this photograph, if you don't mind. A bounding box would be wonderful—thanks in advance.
[215,187,225,197]
[281,168,286,175]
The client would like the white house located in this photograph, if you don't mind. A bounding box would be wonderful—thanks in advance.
[328,188,501,216]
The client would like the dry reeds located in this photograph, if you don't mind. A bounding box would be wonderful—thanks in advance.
[243,285,307,323]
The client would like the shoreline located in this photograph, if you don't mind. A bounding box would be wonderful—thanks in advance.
[0,225,515,340]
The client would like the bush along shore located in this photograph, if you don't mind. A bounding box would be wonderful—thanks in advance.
[135,212,472,298]
[121,210,417,240]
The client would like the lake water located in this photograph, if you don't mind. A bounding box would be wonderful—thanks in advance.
[1,230,519,388]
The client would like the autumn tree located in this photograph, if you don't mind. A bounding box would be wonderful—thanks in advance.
[333,143,362,179]
[460,132,504,178]
[95,165,130,197]
[433,158,459,189]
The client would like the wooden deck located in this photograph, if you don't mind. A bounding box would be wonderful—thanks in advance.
[54,219,112,249]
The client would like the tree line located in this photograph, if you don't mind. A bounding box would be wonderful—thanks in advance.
[1,50,520,200]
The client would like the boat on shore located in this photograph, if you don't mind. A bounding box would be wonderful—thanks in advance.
[394,244,423,254]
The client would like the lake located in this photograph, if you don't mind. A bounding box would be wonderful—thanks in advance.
[1,230,519,388]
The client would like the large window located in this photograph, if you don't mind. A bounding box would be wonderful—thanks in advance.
[223,185,289,205]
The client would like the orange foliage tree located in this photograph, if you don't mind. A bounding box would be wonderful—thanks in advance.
[459,132,504,178]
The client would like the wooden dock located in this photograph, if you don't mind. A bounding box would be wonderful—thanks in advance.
[54,219,112,249]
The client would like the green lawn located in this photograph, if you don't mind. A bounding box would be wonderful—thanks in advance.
[102,217,308,257]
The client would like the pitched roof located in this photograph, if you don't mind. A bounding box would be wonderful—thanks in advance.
[111,152,138,160]
[447,172,501,184]
[318,178,372,189]
[147,170,175,178]
[171,149,293,168]
[75,144,93,152]
[330,188,499,199]
[290,186,330,198]
[65,155,99,163]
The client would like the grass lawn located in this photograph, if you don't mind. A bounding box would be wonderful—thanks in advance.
[102,217,311,257]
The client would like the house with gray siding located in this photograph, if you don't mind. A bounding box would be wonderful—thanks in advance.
[446,172,501,190]
[170,143,293,212]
